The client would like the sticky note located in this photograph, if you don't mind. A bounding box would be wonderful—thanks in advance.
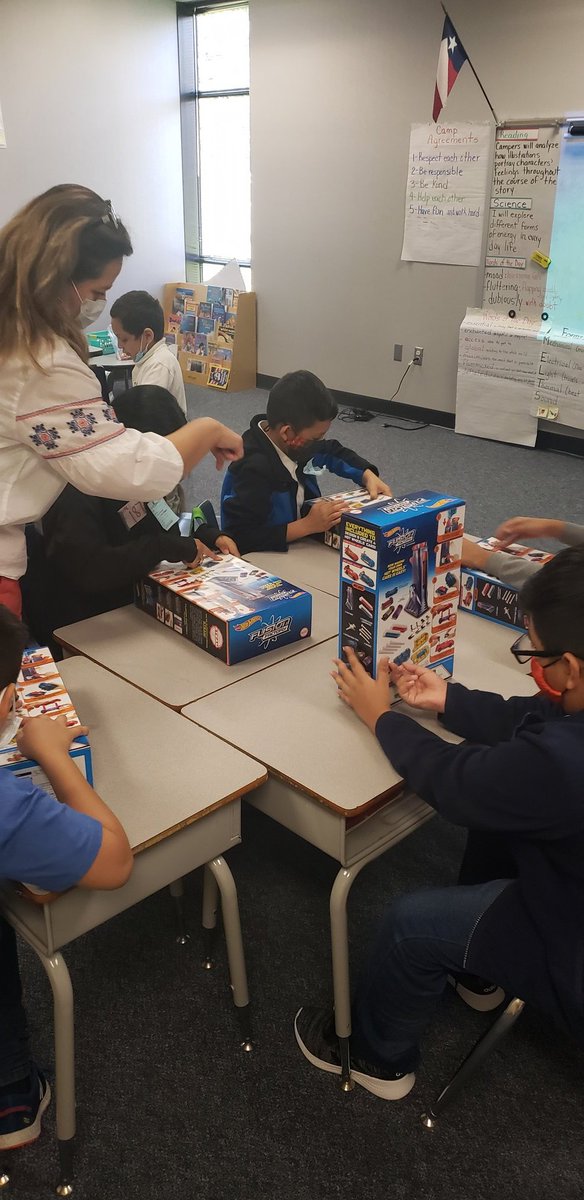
[531,251,551,268]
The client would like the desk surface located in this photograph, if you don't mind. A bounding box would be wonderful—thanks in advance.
[59,656,266,852]
[182,612,535,815]
[245,542,339,597]
[89,353,135,369]
[55,589,338,710]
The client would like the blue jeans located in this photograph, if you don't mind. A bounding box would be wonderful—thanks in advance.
[0,916,30,1087]
[351,878,512,1074]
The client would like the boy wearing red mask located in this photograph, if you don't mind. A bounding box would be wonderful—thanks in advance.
[295,546,584,1100]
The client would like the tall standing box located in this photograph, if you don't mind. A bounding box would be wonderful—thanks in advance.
[338,490,465,678]
[163,282,256,392]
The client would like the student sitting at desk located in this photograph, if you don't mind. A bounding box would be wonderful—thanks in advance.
[462,515,584,587]
[0,604,133,1151]
[110,290,187,414]
[21,386,238,648]
[296,547,584,1100]
[220,369,393,554]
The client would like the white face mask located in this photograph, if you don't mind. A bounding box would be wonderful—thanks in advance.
[71,281,106,329]
[0,686,22,750]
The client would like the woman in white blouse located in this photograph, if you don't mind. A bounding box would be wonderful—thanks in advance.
[0,184,243,616]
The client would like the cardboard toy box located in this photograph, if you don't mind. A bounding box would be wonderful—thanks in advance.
[0,648,93,786]
[338,490,465,679]
[316,488,380,550]
[135,554,312,665]
[459,538,553,630]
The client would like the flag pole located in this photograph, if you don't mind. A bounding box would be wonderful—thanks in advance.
[441,3,500,125]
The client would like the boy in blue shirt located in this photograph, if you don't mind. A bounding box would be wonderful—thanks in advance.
[0,605,133,1150]
[296,547,584,1099]
[221,370,393,554]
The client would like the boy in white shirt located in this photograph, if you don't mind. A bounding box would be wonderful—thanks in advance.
[110,291,187,415]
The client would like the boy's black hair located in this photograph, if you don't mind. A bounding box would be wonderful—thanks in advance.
[0,605,28,690]
[112,385,187,437]
[520,545,584,657]
[110,290,164,342]
[266,370,338,431]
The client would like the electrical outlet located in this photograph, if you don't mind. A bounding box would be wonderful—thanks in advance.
[413,346,424,366]
[393,344,403,362]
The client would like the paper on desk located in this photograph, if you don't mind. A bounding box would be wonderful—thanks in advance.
[206,260,247,291]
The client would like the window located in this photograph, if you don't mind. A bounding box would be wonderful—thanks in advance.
[178,3,251,288]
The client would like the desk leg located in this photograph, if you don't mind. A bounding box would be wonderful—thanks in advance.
[37,952,75,1196]
[329,867,356,1091]
[201,864,219,969]
[206,858,252,1052]
[169,878,190,945]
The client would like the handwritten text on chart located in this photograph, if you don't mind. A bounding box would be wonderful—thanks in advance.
[401,123,491,268]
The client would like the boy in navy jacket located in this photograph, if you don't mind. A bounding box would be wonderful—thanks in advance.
[296,546,584,1100]
[221,370,393,554]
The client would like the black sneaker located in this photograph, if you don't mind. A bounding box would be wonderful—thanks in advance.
[294,1007,415,1101]
[0,1064,51,1151]
[448,972,505,1012]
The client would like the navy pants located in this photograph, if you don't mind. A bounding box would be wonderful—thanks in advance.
[0,917,29,1086]
[350,830,576,1073]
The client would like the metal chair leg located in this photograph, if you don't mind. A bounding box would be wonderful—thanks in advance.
[421,997,525,1129]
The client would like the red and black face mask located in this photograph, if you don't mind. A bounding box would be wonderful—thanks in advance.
[530,657,563,703]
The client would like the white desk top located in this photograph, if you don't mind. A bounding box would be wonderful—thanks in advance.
[59,656,266,853]
[89,353,135,369]
[245,542,340,597]
[55,588,338,710]
[182,612,536,815]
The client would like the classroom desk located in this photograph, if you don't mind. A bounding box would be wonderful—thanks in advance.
[182,611,535,1086]
[54,586,339,710]
[245,540,340,597]
[0,657,266,1193]
[88,352,134,389]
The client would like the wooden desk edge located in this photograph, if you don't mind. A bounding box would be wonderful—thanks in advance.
[132,768,267,853]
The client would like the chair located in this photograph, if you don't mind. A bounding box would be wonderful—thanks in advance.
[421,997,525,1128]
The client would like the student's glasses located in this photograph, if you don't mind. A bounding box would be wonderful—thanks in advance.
[101,199,120,230]
[510,632,563,666]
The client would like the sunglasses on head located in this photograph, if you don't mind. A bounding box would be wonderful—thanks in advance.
[100,199,120,230]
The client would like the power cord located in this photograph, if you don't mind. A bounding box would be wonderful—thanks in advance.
[383,360,429,431]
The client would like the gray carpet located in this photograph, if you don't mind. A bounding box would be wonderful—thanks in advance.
[13,385,584,1198]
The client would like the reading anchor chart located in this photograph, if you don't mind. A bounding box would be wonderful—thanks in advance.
[483,129,561,317]
[401,123,492,267]
[455,309,540,447]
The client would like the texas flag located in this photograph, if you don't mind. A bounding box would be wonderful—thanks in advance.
[432,15,468,122]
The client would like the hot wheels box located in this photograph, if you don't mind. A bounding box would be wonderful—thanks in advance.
[135,554,312,664]
[459,539,552,630]
[0,648,92,785]
[313,488,380,550]
[338,490,465,679]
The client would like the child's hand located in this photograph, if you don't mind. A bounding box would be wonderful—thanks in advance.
[494,516,560,549]
[16,715,89,766]
[185,540,220,568]
[362,470,393,500]
[211,425,244,470]
[331,648,392,731]
[304,499,349,535]
[389,662,447,712]
[214,535,239,556]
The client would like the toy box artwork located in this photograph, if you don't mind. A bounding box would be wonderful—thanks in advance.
[135,555,312,665]
[459,538,553,630]
[338,491,465,679]
[310,489,384,550]
[0,648,92,786]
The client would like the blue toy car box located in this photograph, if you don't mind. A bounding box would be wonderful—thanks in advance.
[135,554,312,665]
[338,490,465,679]
[459,538,552,630]
[0,647,93,786]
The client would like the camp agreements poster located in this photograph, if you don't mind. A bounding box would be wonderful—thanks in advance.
[401,123,492,267]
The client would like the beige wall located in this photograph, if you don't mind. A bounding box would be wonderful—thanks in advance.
[0,0,185,316]
[250,0,583,434]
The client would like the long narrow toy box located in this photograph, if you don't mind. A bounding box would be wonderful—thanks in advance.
[338,490,465,679]
[0,648,93,785]
[135,554,312,664]
[459,538,553,630]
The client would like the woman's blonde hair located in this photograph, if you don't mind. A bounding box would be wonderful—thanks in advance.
[0,184,132,364]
